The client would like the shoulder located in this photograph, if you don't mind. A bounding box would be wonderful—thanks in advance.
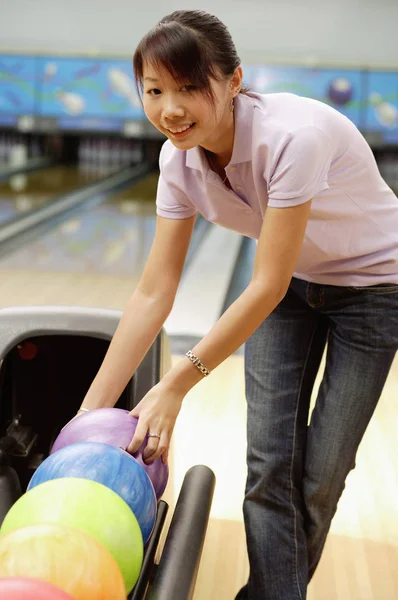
[252,91,338,124]
[250,93,334,155]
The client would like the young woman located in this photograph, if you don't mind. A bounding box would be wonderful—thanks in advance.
[77,10,398,600]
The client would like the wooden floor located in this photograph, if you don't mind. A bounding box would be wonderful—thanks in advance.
[1,268,397,599]
[173,353,398,600]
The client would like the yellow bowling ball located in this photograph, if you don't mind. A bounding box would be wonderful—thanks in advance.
[1,478,143,592]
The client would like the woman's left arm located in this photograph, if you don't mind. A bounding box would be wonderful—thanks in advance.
[129,200,312,461]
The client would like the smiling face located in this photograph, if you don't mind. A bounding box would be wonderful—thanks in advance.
[142,62,242,156]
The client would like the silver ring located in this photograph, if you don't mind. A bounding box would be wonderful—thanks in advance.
[148,433,161,439]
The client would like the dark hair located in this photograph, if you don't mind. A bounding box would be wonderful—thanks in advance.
[133,10,249,105]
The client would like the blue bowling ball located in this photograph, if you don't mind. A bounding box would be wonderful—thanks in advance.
[27,441,157,543]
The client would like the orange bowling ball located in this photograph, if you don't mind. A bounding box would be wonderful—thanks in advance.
[0,523,127,600]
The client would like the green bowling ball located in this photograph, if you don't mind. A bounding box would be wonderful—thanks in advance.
[0,477,143,593]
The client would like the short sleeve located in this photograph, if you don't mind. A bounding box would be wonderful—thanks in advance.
[267,126,331,208]
[156,143,197,219]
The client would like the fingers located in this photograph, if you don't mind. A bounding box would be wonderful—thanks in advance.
[127,416,148,454]
[143,430,171,464]
[142,434,161,461]
[127,399,174,464]
[130,407,139,419]
[127,422,171,465]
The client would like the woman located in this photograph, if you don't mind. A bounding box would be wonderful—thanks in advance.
[76,10,398,600]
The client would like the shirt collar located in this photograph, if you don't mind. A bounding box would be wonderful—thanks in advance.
[186,92,255,172]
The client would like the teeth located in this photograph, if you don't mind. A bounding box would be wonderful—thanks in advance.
[169,124,192,133]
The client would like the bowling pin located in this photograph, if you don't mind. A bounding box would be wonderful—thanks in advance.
[9,137,28,192]
[369,92,398,129]
[108,68,141,107]
[15,195,33,212]
[56,90,85,115]
[44,61,58,81]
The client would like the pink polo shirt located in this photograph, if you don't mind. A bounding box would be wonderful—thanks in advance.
[156,92,398,286]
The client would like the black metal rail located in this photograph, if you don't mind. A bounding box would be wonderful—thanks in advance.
[147,465,216,600]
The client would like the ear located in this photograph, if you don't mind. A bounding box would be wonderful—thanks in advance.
[230,66,243,97]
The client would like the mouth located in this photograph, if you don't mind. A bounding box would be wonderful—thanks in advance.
[166,123,196,138]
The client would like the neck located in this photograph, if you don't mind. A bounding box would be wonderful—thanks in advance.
[200,113,235,169]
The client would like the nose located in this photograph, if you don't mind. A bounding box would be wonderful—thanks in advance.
[162,96,185,121]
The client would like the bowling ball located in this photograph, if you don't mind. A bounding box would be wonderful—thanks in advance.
[327,78,353,107]
[52,407,169,499]
[0,578,75,600]
[1,478,143,593]
[0,523,126,600]
[28,441,157,543]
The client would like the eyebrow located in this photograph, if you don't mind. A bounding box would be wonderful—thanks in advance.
[144,77,159,82]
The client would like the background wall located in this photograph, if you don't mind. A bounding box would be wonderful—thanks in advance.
[1,0,398,68]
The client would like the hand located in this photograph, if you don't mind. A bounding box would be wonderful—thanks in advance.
[127,381,184,465]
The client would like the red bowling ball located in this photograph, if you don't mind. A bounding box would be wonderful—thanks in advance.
[0,578,75,600]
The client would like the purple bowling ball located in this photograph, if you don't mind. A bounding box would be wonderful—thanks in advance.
[51,408,168,499]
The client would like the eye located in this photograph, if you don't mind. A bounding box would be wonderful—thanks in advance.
[181,85,196,92]
[147,88,162,96]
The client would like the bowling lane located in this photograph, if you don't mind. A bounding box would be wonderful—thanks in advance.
[0,163,120,226]
[0,169,214,320]
[0,172,159,278]
[0,164,246,341]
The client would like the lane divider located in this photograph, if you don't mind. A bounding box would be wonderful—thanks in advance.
[165,224,243,338]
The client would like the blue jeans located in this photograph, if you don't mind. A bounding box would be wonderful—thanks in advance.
[236,278,398,600]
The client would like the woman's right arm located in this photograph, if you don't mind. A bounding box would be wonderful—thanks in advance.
[79,214,196,410]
